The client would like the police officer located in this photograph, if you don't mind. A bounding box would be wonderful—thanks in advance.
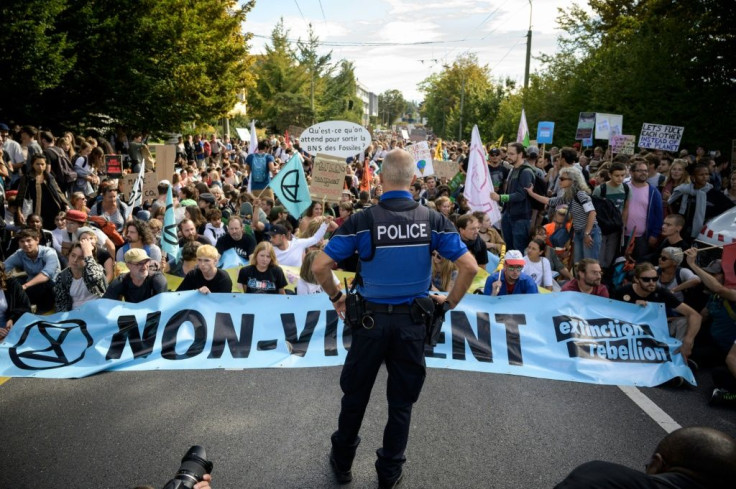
[312,149,478,488]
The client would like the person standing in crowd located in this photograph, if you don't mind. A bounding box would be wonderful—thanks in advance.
[561,258,609,297]
[625,160,664,261]
[176,245,232,294]
[238,241,287,294]
[490,142,535,252]
[484,249,538,296]
[1,123,26,186]
[311,148,477,489]
[53,239,107,312]
[3,228,60,313]
[245,140,277,198]
[526,167,602,262]
[103,249,167,303]
[592,160,629,271]
[0,262,32,340]
[14,154,69,228]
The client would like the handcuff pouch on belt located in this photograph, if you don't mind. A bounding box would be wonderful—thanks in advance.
[344,277,370,329]
[410,297,448,346]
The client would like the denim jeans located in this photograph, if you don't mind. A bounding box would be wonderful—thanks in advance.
[501,214,531,253]
[573,224,602,263]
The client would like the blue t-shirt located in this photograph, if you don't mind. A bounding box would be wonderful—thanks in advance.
[483,271,538,295]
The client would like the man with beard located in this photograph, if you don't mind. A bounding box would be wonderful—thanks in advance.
[215,215,256,261]
[562,258,609,297]
[103,249,167,303]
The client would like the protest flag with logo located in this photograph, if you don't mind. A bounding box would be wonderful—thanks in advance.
[269,153,311,218]
[464,125,501,225]
[161,185,179,263]
[517,109,530,147]
[126,161,145,214]
[490,135,504,149]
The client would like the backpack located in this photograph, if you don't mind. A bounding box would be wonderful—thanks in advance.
[203,140,212,157]
[577,184,629,236]
[251,153,268,184]
[522,164,547,211]
[48,146,77,184]
[87,215,125,247]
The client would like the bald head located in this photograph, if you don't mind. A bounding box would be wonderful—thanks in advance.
[381,149,416,189]
[650,426,736,485]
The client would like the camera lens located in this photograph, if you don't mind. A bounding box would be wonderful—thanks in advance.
[168,445,213,489]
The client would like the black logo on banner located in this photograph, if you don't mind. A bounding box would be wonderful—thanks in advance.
[9,320,93,370]
[162,203,178,247]
[280,169,302,203]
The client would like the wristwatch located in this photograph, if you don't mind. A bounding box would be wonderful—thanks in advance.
[329,290,343,303]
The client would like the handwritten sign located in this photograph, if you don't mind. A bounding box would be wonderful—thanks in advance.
[401,129,409,140]
[150,144,176,182]
[104,155,123,178]
[432,159,459,181]
[594,113,623,140]
[300,121,371,159]
[575,112,596,140]
[120,172,158,203]
[610,135,636,155]
[406,141,435,177]
[638,123,684,152]
[409,128,427,142]
[309,153,347,203]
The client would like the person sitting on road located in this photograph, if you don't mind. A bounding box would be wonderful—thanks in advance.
[522,238,554,290]
[268,220,328,268]
[0,262,32,340]
[562,258,609,297]
[177,244,232,294]
[103,248,167,303]
[483,249,538,296]
[3,228,60,313]
[656,247,701,303]
[53,239,107,312]
[238,241,287,294]
[554,426,736,488]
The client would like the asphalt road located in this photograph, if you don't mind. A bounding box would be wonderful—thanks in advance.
[0,365,734,489]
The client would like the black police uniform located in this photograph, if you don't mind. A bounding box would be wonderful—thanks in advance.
[323,190,467,485]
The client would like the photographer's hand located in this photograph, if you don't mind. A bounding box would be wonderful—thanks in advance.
[193,474,212,489]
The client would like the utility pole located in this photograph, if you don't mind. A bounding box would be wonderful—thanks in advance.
[523,1,533,103]
[458,78,465,141]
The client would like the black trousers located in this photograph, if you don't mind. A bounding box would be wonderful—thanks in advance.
[332,311,427,483]
[23,280,55,314]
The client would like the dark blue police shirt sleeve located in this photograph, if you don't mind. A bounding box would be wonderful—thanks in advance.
[432,213,468,262]
[323,213,360,263]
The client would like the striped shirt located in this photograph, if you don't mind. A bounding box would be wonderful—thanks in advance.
[549,189,597,232]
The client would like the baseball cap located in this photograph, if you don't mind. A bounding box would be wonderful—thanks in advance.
[180,199,197,207]
[66,210,88,223]
[76,226,96,237]
[504,250,525,267]
[489,148,500,156]
[526,146,539,157]
[0,123,9,132]
[199,192,215,204]
[266,224,288,236]
[703,259,722,274]
[124,248,151,264]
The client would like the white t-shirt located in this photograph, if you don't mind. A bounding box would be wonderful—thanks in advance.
[274,223,329,267]
[296,273,339,295]
[70,276,98,310]
[523,256,553,288]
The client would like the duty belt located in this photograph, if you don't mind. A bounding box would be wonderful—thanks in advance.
[364,301,413,314]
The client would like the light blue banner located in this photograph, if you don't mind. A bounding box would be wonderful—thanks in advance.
[537,121,555,144]
[0,292,694,386]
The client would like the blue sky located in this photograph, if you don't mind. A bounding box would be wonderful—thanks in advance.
[245,1,585,102]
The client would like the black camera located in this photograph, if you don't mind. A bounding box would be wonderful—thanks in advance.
[162,445,213,489]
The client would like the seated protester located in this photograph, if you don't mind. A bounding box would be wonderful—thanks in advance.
[176,244,232,294]
[24,214,56,250]
[296,249,339,295]
[53,239,107,312]
[613,262,701,359]
[483,250,538,296]
[0,262,32,340]
[185,205,208,235]
[456,214,489,268]
[643,213,690,265]
[3,229,60,313]
[63,209,116,259]
[431,250,458,292]
[50,211,67,254]
[562,258,609,297]
[238,241,287,294]
[711,340,736,407]
[554,426,736,489]
[115,220,163,272]
[269,220,328,268]
[410,181,428,206]
[178,218,211,247]
[299,201,338,235]
[76,226,115,285]
[215,215,256,261]
[543,206,574,279]
[656,247,701,302]
[203,208,226,245]
[334,201,354,228]
[473,211,504,255]
[103,248,167,303]
[169,241,202,278]
[89,183,130,233]
[668,163,734,240]
[523,238,554,291]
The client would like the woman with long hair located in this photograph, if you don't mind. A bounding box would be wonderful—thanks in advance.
[0,262,32,340]
[15,153,69,228]
[526,167,601,262]
[185,205,207,235]
[723,170,736,205]
[299,201,337,235]
[661,159,691,203]
[435,196,453,218]
[523,238,554,291]
[237,241,287,294]
[430,251,457,292]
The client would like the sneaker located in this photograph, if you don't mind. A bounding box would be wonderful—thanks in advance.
[709,388,736,407]
[378,471,404,489]
[329,449,353,484]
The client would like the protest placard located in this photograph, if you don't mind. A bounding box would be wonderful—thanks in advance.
[401,129,409,140]
[409,128,427,142]
[638,123,684,152]
[119,172,158,203]
[594,113,623,140]
[432,159,459,181]
[299,120,371,159]
[406,141,434,177]
[104,155,123,178]
[575,112,596,140]
[149,144,176,182]
[610,135,636,155]
[536,122,555,144]
[310,153,347,203]
[235,127,251,141]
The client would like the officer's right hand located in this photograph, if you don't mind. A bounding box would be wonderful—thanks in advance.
[333,294,347,320]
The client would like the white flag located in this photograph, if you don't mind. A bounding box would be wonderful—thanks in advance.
[247,119,258,193]
[126,161,145,213]
[517,108,530,147]
[464,125,501,225]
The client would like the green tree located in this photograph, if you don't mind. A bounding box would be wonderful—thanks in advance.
[377,90,406,127]
[296,23,333,124]
[322,60,363,123]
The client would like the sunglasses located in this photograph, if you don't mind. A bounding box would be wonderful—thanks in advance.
[506,265,523,271]
[639,276,657,283]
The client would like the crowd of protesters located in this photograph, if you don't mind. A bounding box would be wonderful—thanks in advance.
[1,121,735,407]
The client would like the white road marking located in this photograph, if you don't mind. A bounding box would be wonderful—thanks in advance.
[618,385,682,433]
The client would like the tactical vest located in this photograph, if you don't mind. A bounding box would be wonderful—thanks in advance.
[358,201,432,300]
